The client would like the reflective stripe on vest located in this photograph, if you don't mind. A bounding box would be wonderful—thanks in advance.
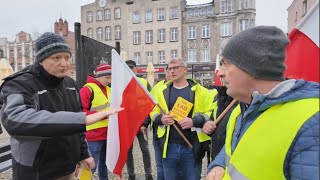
[224,98,319,180]
[84,83,111,131]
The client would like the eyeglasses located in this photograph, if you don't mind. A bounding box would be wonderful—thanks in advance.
[167,66,186,71]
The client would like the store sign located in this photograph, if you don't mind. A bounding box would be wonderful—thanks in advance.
[137,67,165,73]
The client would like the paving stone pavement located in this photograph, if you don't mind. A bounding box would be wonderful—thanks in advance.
[0,126,208,180]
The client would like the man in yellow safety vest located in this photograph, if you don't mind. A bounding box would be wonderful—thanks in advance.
[206,26,319,180]
[80,63,112,180]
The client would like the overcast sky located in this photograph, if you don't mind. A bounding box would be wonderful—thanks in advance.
[0,0,292,41]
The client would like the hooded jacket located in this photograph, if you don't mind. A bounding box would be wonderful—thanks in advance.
[0,64,89,179]
[80,75,109,141]
[208,80,319,180]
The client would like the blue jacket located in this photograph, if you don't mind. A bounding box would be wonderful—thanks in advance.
[208,80,319,180]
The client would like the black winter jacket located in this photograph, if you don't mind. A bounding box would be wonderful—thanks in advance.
[0,64,89,179]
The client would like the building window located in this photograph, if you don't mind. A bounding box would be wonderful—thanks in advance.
[187,9,193,17]
[134,52,141,65]
[0,50,3,58]
[133,31,141,44]
[158,29,166,43]
[115,8,121,19]
[105,9,111,20]
[10,50,14,58]
[133,11,140,24]
[115,26,121,40]
[200,7,207,16]
[188,49,196,62]
[302,0,308,16]
[220,22,232,36]
[105,26,111,40]
[221,0,232,13]
[87,28,93,38]
[146,10,153,22]
[201,48,210,62]
[97,10,103,21]
[170,7,178,19]
[18,49,22,57]
[97,27,103,41]
[159,51,165,64]
[146,30,153,44]
[239,19,249,31]
[207,6,214,15]
[171,27,178,41]
[188,26,196,39]
[202,24,210,38]
[87,11,93,22]
[158,8,165,21]
[146,51,153,63]
[194,8,199,16]
[171,50,178,58]
[239,0,249,9]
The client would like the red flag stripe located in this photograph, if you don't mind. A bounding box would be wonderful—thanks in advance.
[111,78,156,175]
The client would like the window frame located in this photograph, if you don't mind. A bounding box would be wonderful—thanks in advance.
[158,29,166,43]
[157,8,166,21]
[202,24,210,38]
[115,8,121,19]
[97,10,103,21]
[146,30,153,44]
[105,26,111,40]
[97,27,103,40]
[87,11,93,22]
[188,26,196,39]
[133,31,141,45]
[115,25,121,40]
[133,11,141,24]
[105,9,111,20]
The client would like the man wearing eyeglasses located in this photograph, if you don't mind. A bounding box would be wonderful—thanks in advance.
[150,58,213,180]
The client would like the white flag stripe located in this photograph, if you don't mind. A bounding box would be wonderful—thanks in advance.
[215,54,220,72]
[296,0,319,47]
[106,50,132,172]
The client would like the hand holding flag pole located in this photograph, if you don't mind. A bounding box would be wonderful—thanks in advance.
[156,104,193,148]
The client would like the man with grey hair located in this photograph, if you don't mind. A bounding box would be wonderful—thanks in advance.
[206,26,319,180]
[0,32,123,179]
[150,58,213,180]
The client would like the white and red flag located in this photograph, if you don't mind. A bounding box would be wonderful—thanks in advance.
[284,0,319,82]
[106,49,157,176]
[214,53,222,86]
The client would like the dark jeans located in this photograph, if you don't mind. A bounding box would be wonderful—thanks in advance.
[153,135,164,180]
[162,143,196,180]
[127,131,152,176]
[88,140,108,180]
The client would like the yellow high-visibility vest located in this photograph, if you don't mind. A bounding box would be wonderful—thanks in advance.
[223,98,319,180]
[84,83,111,131]
[150,80,213,157]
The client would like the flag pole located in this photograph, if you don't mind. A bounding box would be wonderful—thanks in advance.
[213,99,237,125]
[156,104,193,148]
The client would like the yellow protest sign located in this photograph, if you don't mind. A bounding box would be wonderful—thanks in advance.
[170,97,193,121]
[74,162,92,180]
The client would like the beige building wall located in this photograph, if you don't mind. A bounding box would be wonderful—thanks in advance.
[287,0,317,32]
[81,0,182,66]
[182,0,255,85]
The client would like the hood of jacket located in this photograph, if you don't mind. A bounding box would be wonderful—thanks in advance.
[242,79,319,116]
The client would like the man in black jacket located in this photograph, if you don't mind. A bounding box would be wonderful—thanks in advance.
[0,32,123,180]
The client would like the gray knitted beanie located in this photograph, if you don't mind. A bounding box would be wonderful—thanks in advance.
[35,32,71,63]
[222,26,290,81]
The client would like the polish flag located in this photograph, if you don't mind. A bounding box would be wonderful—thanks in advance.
[214,54,222,86]
[285,0,319,82]
[106,49,157,176]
